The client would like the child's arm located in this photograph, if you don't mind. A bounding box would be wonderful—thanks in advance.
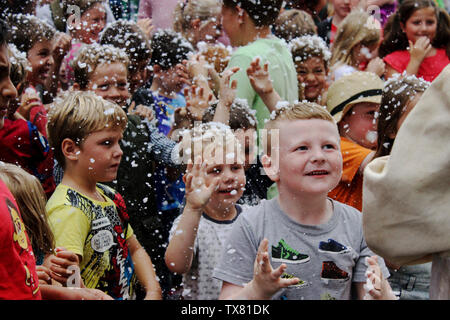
[358,255,398,300]
[212,66,240,124]
[164,159,220,274]
[246,58,282,113]
[406,37,434,77]
[39,284,114,300]
[127,235,162,300]
[219,239,300,300]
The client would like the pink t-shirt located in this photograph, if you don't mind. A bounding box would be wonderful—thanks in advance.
[384,48,449,82]
[138,0,179,30]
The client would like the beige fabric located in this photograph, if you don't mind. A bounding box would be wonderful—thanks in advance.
[362,65,450,267]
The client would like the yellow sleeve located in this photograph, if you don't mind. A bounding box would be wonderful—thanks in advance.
[48,205,90,258]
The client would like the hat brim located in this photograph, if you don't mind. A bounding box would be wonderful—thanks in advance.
[333,95,381,123]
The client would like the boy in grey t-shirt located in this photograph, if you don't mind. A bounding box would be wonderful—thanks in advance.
[213,102,397,300]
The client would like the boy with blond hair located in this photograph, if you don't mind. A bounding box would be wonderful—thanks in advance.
[165,123,248,299]
[213,102,396,300]
[46,91,161,300]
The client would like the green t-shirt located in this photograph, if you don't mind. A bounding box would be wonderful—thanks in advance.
[228,36,298,130]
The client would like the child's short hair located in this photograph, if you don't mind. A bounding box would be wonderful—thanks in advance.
[326,71,383,123]
[100,19,151,72]
[182,122,243,165]
[273,9,317,42]
[223,0,283,27]
[197,42,231,74]
[289,35,331,69]
[202,98,257,131]
[330,10,381,67]
[6,14,55,53]
[264,101,335,154]
[173,0,221,38]
[47,91,128,168]
[150,29,194,70]
[72,43,130,89]
[0,162,55,256]
[375,74,430,158]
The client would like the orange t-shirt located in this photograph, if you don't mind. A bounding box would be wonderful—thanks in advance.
[328,137,372,212]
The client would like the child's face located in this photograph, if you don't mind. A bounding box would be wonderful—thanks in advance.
[331,0,360,20]
[221,5,240,47]
[76,128,123,183]
[0,45,18,129]
[87,62,130,107]
[295,57,327,102]
[129,60,149,94]
[157,66,185,94]
[203,144,246,208]
[401,7,437,44]
[74,3,107,44]
[340,102,379,149]
[274,119,342,196]
[352,42,378,65]
[27,39,54,86]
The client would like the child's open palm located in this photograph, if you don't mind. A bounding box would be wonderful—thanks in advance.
[250,239,300,299]
[183,158,220,210]
[247,57,273,95]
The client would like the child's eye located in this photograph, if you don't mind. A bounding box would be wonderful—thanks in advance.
[314,69,325,75]
[99,84,109,91]
[232,165,242,171]
[323,144,336,150]
[102,140,111,146]
[296,146,308,151]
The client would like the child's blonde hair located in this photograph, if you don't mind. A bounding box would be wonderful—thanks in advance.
[181,122,244,165]
[0,162,55,257]
[273,9,317,42]
[264,101,336,155]
[173,0,221,41]
[72,43,130,89]
[330,10,381,67]
[47,91,128,168]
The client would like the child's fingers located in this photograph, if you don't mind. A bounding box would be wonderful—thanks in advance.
[230,79,238,90]
[263,62,269,72]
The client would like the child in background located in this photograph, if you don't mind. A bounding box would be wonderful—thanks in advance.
[173,0,223,48]
[221,0,298,130]
[273,9,318,42]
[71,43,182,299]
[362,0,397,27]
[100,19,152,96]
[63,0,108,86]
[165,123,248,299]
[212,102,395,300]
[0,39,55,199]
[289,35,331,105]
[380,0,450,82]
[373,74,432,300]
[317,0,361,46]
[46,91,162,300]
[329,10,385,82]
[326,71,383,211]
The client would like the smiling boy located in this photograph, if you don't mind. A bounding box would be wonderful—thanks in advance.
[213,102,395,300]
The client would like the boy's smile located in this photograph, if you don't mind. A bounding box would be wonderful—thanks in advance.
[275,119,342,196]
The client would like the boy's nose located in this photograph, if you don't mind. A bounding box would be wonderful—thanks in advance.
[1,78,18,105]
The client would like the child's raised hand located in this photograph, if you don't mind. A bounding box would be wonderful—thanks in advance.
[250,239,300,299]
[184,84,214,121]
[128,101,155,122]
[218,66,240,108]
[364,255,397,300]
[247,57,273,95]
[52,32,72,62]
[183,157,220,211]
[18,88,41,120]
[409,37,433,64]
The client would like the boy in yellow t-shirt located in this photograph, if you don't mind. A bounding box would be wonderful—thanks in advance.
[46,91,161,300]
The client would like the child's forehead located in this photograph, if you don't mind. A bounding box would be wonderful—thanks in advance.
[278,119,339,141]
[93,62,128,77]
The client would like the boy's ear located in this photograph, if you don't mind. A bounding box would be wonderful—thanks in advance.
[236,6,246,24]
[191,18,201,30]
[152,64,162,75]
[261,154,279,182]
[61,138,81,162]
[72,82,80,91]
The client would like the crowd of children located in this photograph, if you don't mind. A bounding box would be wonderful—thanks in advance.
[0,0,449,301]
